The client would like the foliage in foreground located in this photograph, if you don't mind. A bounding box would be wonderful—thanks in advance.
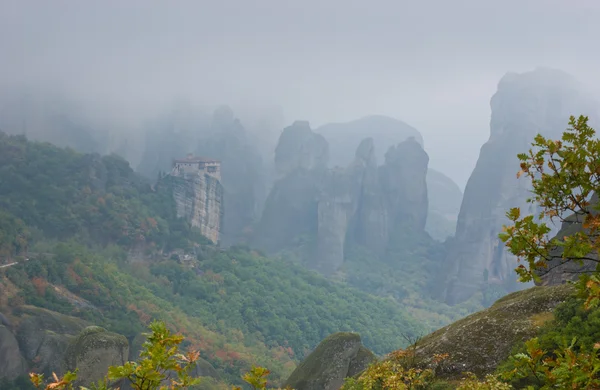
[30,321,202,390]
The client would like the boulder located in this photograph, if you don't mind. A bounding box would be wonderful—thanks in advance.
[415,284,574,379]
[65,326,129,387]
[15,305,88,376]
[284,332,376,390]
[0,325,27,380]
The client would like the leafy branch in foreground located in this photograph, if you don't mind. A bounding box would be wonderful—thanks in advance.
[499,115,600,299]
[30,321,202,390]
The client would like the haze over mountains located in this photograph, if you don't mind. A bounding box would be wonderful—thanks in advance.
[2,1,600,388]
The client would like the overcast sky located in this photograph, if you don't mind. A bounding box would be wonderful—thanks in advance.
[1,0,599,187]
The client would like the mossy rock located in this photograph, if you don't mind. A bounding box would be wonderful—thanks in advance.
[0,325,27,380]
[15,305,87,371]
[65,326,129,387]
[347,346,377,377]
[414,284,575,379]
[284,332,373,390]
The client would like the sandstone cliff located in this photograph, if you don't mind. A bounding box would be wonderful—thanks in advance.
[441,68,598,305]
[171,171,223,244]
[137,105,266,246]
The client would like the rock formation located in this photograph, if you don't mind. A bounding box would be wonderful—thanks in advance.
[170,156,224,244]
[254,121,328,254]
[257,122,430,275]
[195,106,267,246]
[380,137,429,234]
[316,115,423,168]
[426,169,463,241]
[441,68,598,305]
[284,332,376,390]
[138,105,266,246]
[15,305,88,376]
[65,326,129,388]
[415,284,573,379]
[0,325,27,380]
[275,120,329,178]
[316,115,456,242]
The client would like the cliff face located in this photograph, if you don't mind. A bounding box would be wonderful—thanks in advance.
[137,105,265,246]
[441,68,598,305]
[171,171,224,244]
[257,122,430,275]
[316,115,455,242]
[426,169,462,241]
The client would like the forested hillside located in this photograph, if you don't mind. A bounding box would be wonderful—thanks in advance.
[0,132,426,386]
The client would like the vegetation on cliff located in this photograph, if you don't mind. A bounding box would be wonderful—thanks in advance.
[0,132,424,387]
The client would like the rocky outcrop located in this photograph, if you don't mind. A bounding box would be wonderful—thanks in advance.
[380,137,429,234]
[15,305,88,376]
[171,172,223,244]
[195,106,268,246]
[317,115,423,168]
[415,284,574,379]
[275,121,329,178]
[254,122,328,255]
[284,332,376,390]
[65,326,129,388]
[138,105,266,246]
[314,139,379,274]
[441,68,598,305]
[426,169,462,241]
[257,123,430,275]
[0,325,27,380]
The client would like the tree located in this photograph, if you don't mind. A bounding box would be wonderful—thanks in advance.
[499,115,600,307]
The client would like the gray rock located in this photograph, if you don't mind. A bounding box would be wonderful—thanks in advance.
[317,115,423,168]
[171,172,223,244]
[441,68,599,305]
[0,312,11,331]
[284,332,376,390]
[275,121,329,178]
[380,137,429,234]
[15,305,87,375]
[425,169,462,241]
[65,326,129,387]
[0,325,27,380]
[416,284,574,379]
[258,132,431,275]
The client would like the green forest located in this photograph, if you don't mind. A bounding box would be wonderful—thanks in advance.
[0,132,441,386]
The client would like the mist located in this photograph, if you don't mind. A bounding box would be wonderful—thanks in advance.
[2,0,600,187]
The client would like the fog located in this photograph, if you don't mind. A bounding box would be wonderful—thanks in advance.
[1,0,600,187]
